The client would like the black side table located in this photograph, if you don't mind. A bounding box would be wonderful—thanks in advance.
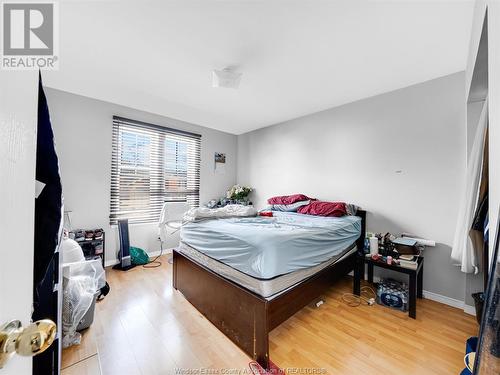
[353,254,424,319]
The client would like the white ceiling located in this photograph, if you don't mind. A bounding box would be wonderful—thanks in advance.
[44,0,474,135]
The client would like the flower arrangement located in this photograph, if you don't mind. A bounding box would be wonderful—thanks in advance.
[226,184,252,201]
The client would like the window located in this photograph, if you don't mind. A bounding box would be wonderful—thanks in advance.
[110,116,201,225]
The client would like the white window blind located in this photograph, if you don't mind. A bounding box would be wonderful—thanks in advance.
[110,116,201,225]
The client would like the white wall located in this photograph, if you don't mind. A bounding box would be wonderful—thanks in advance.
[238,72,467,301]
[45,88,237,265]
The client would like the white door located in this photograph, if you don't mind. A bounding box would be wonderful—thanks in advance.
[0,70,39,374]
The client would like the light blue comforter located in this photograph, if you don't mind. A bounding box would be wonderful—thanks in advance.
[180,211,361,279]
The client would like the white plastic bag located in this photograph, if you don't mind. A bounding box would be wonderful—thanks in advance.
[65,259,106,290]
[61,259,106,348]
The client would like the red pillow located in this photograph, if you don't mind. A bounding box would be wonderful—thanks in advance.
[267,194,312,205]
[297,201,347,217]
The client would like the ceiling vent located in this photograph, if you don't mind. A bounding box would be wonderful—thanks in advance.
[212,67,242,89]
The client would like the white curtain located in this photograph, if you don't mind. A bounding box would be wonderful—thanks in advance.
[451,99,488,273]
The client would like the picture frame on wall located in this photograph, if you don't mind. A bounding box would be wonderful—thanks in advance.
[215,152,226,163]
[215,152,226,175]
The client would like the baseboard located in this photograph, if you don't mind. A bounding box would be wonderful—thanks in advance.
[104,259,120,268]
[104,248,173,268]
[463,304,477,316]
[422,290,463,309]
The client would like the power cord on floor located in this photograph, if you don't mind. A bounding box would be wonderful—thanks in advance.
[342,286,376,307]
[143,238,164,268]
[143,224,182,268]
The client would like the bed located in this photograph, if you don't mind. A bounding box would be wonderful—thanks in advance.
[172,209,366,369]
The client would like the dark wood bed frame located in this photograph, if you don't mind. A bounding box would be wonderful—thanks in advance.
[173,210,366,369]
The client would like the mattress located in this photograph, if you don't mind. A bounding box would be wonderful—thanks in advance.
[180,211,361,279]
[177,241,357,299]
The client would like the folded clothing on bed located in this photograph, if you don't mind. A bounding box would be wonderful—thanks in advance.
[183,204,257,222]
[180,211,361,279]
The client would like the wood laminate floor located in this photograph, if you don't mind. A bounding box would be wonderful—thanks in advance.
[62,255,477,375]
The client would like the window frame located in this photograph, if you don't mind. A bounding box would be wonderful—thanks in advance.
[110,116,201,225]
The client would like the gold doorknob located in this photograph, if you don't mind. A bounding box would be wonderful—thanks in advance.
[0,319,57,368]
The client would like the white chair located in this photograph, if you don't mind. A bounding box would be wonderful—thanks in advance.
[158,201,190,246]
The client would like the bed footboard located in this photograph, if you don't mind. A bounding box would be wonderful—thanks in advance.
[173,250,270,367]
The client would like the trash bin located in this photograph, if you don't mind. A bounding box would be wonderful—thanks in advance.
[460,336,478,375]
[61,236,106,348]
[76,292,99,331]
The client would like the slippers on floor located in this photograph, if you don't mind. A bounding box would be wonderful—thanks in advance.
[248,361,283,375]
